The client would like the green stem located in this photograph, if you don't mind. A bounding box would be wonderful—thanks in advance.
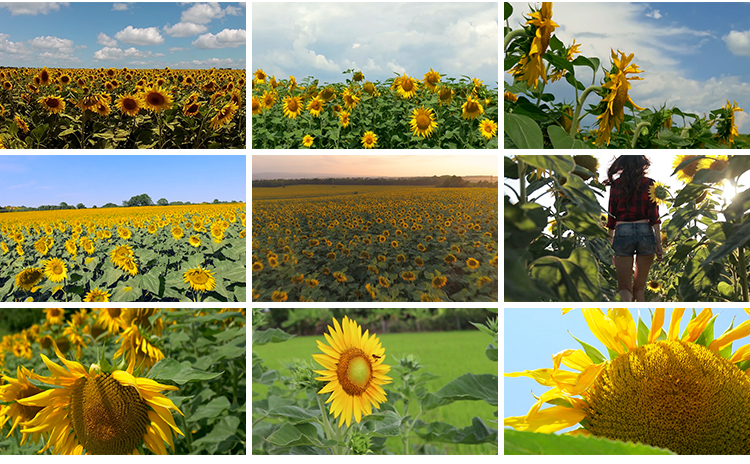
[518,160,527,205]
[631,122,651,149]
[569,85,603,137]
[181,413,194,453]
[316,394,340,454]
[230,362,238,405]
[739,245,749,302]
[504,29,527,50]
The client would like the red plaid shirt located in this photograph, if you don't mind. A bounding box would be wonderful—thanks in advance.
[606,176,660,229]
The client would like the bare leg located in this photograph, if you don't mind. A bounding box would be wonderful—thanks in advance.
[633,253,655,302]
[614,255,634,302]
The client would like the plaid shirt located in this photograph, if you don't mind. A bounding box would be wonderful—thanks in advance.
[606,176,660,229]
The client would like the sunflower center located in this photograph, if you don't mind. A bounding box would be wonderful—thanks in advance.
[123,99,137,110]
[416,114,430,130]
[402,80,413,91]
[467,102,478,112]
[70,373,150,455]
[337,348,372,395]
[47,99,59,108]
[583,340,750,455]
[191,272,209,284]
[52,264,63,275]
[148,93,164,105]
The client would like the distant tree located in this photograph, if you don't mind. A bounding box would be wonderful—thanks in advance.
[76,203,86,209]
[157,198,168,206]
[59,202,70,209]
[92,205,97,209]
[213,199,220,204]
[102,202,118,208]
[124,194,154,207]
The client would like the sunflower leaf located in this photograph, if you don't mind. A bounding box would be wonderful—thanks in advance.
[414,417,497,444]
[421,373,498,411]
[569,332,606,364]
[504,429,674,455]
[636,316,649,348]
[265,423,324,448]
[147,358,223,385]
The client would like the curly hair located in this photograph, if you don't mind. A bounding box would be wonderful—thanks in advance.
[603,155,650,198]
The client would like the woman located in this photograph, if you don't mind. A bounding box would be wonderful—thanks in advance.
[604,155,664,302]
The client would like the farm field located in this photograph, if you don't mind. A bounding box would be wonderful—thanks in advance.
[252,70,498,149]
[252,185,498,302]
[0,204,246,302]
[0,67,246,149]
[253,329,498,455]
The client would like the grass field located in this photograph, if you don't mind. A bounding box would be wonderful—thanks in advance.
[253,329,498,454]
[251,184,429,201]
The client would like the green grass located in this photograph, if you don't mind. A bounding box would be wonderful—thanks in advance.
[253,330,498,454]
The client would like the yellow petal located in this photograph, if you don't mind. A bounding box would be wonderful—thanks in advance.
[505,406,587,434]
[648,308,665,344]
[683,308,712,342]
[668,309,685,340]
[709,319,750,352]
[560,350,594,372]
[582,308,623,354]
[608,309,637,351]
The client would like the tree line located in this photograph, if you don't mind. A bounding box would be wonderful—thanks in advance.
[0,194,241,212]
[252,175,499,188]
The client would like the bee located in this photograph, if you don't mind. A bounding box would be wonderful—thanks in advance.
[372,354,381,360]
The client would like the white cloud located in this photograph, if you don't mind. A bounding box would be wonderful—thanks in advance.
[169,47,189,53]
[97,32,118,47]
[37,51,81,63]
[93,46,153,61]
[181,3,226,24]
[192,29,246,49]
[176,57,246,69]
[225,5,242,16]
[0,33,28,55]
[646,9,662,19]
[112,3,130,11]
[115,26,164,45]
[164,22,208,38]
[352,43,360,49]
[724,30,750,56]
[29,36,75,54]
[0,2,68,15]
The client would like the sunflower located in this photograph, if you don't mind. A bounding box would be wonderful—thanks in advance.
[15,267,44,291]
[302,134,314,148]
[716,100,743,146]
[141,85,173,112]
[282,95,303,119]
[182,100,200,117]
[431,275,447,289]
[14,115,29,133]
[672,154,703,184]
[422,68,441,92]
[504,308,750,455]
[84,288,110,302]
[466,258,480,269]
[396,75,418,99]
[110,244,134,268]
[18,344,183,455]
[188,235,201,247]
[409,106,437,138]
[43,258,67,283]
[183,266,216,292]
[438,86,453,106]
[361,131,377,149]
[117,226,132,240]
[38,67,51,86]
[38,95,65,114]
[114,323,165,372]
[595,49,644,146]
[254,68,267,84]
[342,88,360,110]
[509,2,558,89]
[647,280,661,292]
[271,290,288,302]
[461,95,484,120]
[478,118,498,140]
[210,101,238,130]
[0,366,45,445]
[96,309,123,334]
[333,271,347,283]
[339,110,351,128]
[444,254,457,264]
[307,95,324,117]
[312,316,392,427]
[401,271,416,282]
[252,261,263,272]
[648,181,670,206]
[252,95,262,115]
[378,276,390,288]
[700,154,730,172]
[171,226,184,240]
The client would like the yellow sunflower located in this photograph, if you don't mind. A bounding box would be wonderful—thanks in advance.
[409,106,437,138]
[302,134,314,148]
[252,95,262,115]
[361,131,377,149]
[110,244,134,268]
[271,290,288,302]
[141,85,173,112]
[96,309,124,334]
[43,258,67,283]
[595,49,644,146]
[478,118,498,140]
[84,288,111,302]
[307,95,324,117]
[716,100,743,146]
[210,101,239,130]
[648,181,670,206]
[114,323,166,372]
[339,110,351,128]
[44,308,65,325]
[17,344,184,455]
[282,95,303,119]
[183,266,216,292]
[461,95,484,120]
[647,280,661,292]
[672,154,703,184]
[422,68,441,92]
[38,95,65,114]
[505,308,750,455]
[312,316,392,427]
[188,235,201,247]
[396,75,418,99]
[438,86,453,106]
[509,2,559,89]
[14,115,29,133]
[342,88,360,110]
[14,267,44,291]
[0,366,45,445]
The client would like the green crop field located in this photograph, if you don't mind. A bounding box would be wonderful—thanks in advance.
[253,329,498,454]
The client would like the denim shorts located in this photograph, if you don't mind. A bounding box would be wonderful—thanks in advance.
[612,223,656,257]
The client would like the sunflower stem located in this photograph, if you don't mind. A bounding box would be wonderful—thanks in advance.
[570,85,603,137]
[518,160,527,206]
[631,122,650,148]
[316,394,340,454]
[739,245,749,302]
[504,29,527,51]
[181,413,194,453]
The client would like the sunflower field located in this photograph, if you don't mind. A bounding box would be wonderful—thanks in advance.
[252,308,498,455]
[252,186,498,302]
[0,67,246,149]
[504,2,747,149]
[505,154,750,302]
[0,204,247,302]
[0,308,246,455]
[252,68,498,149]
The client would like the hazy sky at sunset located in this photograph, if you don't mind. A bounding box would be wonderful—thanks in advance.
[252,155,498,179]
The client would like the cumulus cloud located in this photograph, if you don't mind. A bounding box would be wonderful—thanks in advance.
[93,46,153,61]
[169,47,189,53]
[37,51,81,63]
[176,57,246,69]
[97,32,118,47]
[112,3,130,11]
[115,26,164,45]
[0,2,68,15]
[646,9,662,19]
[164,22,208,38]
[0,33,28,56]
[192,29,246,49]
[29,36,75,54]
[724,30,750,56]
[181,3,227,24]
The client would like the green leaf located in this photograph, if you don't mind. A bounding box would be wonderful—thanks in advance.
[485,343,498,361]
[555,174,602,215]
[191,415,240,453]
[415,417,497,444]
[569,332,606,364]
[504,429,674,455]
[505,113,544,149]
[258,404,319,424]
[210,339,245,363]
[529,248,602,302]
[421,373,498,410]
[139,270,161,295]
[562,205,608,239]
[504,2,512,20]
[188,396,231,423]
[637,316,649,347]
[253,327,295,345]
[703,221,750,264]
[147,358,223,385]
[547,125,587,149]
[517,155,576,176]
[265,423,324,447]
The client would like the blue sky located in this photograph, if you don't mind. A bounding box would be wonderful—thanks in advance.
[0,2,246,69]
[253,2,498,87]
[504,308,750,433]
[506,2,750,132]
[0,155,246,208]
